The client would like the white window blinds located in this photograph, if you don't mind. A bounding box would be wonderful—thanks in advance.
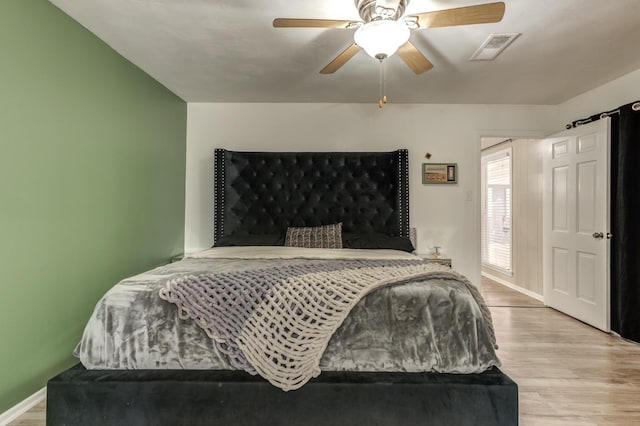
[481,148,512,275]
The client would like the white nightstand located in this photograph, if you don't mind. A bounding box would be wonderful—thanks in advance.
[416,255,452,268]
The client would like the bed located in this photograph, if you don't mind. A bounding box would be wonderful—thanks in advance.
[46,149,517,425]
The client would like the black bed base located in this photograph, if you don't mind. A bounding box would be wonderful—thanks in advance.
[47,365,517,426]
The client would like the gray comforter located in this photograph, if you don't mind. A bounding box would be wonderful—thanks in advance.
[75,255,500,374]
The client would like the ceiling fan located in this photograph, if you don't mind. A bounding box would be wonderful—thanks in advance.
[273,0,506,75]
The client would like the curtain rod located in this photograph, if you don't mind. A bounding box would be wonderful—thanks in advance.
[567,101,640,129]
[481,138,512,152]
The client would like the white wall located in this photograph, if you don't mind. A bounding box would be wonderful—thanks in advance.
[555,68,640,128]
[186,103,556,285]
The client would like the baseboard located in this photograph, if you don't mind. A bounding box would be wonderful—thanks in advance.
[482,271,544,302]
[0,387,46,426]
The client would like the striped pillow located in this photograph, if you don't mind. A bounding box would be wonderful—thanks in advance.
[285,223,343,249]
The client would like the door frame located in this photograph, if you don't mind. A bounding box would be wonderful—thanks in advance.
[475,130,546,290]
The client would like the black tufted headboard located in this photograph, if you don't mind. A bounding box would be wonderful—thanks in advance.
[213,149,409,242]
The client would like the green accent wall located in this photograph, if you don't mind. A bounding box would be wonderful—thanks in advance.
[0,0,186,413]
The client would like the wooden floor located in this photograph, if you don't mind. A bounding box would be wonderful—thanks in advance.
[481,276,546,308]
[9,278,640,425]
[483,278,640,426]
[7,402,45,426]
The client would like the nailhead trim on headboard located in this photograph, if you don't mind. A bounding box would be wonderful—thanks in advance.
[213,148,226,243]
[398,149,410,238]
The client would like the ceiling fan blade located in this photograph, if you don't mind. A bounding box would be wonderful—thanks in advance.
[273,18,355,29]
[320,44,361,74]
[397,42,433,74]
[413,2,505,29]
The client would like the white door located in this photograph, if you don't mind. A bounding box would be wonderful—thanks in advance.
[542,118,610,331]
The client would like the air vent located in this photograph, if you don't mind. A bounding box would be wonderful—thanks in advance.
[470,33,520,61]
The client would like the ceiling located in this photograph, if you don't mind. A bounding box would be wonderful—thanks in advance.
[50,0,640,104]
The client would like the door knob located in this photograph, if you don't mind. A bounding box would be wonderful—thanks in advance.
[592,232,604,239]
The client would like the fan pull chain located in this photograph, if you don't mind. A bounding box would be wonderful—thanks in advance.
[378,57,388,109]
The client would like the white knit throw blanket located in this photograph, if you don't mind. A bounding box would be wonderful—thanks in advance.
[159,260,494,391]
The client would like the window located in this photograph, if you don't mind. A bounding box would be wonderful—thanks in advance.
[481,148,512,275]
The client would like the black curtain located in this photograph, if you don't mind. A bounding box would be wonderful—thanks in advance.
[571,101,640,342]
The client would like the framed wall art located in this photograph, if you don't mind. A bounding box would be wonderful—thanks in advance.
[422,163,458,184]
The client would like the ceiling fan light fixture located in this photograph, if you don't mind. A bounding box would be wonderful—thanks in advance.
[354,20,410,59]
